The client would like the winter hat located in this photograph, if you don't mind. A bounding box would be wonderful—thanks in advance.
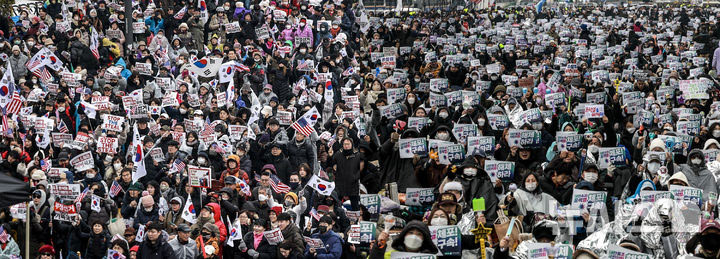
[38,245,55,254]
[704,138,720,150]
[442,181,463,193]
[141,195,155,208]
[649,138,666,152]
[668,172,689,186]
[284,192,298,204]
[170,197,183,204]
[11,45,19,52]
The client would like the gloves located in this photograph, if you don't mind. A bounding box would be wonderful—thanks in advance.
[247,249,259,258]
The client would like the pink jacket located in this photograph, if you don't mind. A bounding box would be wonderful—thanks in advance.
[279,28,294,42]
[292,25,313,46]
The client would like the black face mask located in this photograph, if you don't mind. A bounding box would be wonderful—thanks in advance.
[317,226,327,233]
[342,149,353,156]
[202,233,211,241]
[701,234,720,251]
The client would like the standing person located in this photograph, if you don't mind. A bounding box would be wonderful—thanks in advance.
[136,223,176,258]
[305,216,343,259]
[242,219,277,259]
[714,41,720,76]
[277,213,304,255]
[168,224,197,259]
[332,137,364,210]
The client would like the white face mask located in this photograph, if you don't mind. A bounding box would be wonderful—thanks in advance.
[403,234,424,250]
[713,130,720,138]
[299,23,305,27]
[197,157,207,165]
[664,127,673,131]
[647,162,660,174]
[86,173,96,179]
[584,172,598,183]
[626,128,635,134]
[463,168,477,177]
[114,163,123,170]
[439,112,449,119]
[478,119,485,126]
[436,132,450,141]
[692,158,703,165]
[407,98,416,104]
[525,182,537,191]
[430,217,448,226]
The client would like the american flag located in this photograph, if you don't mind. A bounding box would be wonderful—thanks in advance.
[1,115,9,136]
[109,181,123,198]
[254,173,291,194]
[75,187,89,204]
[32,67,52,83]
[174,6,187,20]
[291,117,315,137]
[171,158,186,173]
[40,157,51,171]
[234,62,250,72]
[57,119,69,133]
[89,26,100,59]
[310,207,321,221]
[5,91,22,115]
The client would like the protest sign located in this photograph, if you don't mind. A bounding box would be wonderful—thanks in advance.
[405,188,435,206]
[303,237,325,250]
[429,226,461,256]
[136,62,152,75]
[10,203,26,220]
[525,243,574,259]
[408,117,430,131]
[276,111,293,125]
[379,103,403,119]
[348,225,361,244]
[466,136,495,155]
[598,147,626,168]
[429,78,449,92]
[97,136,118,154]
[705,149,720,163]
[387,87,406,104]
[389,252,436,259]
[607,245,652,259]
[571,189,607,210]
[484,160,515,182]
[48,183,82,201]
[639,191,674,204]
[263,228,284,245]
[555,132,583,152]
[53,201,78,222]
[669,185,703,207]
[188,165,211,188]
[225,22,241,33]
[679,79,709,99]
[70,151,94,171]
[438,143,465,165]
[360,194,381,217]
[132,22,145,33]
[398,138,428,159]
[359,221,377,243]
[487,114,509,130]
[451,124,477,144]
[506,129,541,149]
[583,104,604,118]
[102,114,125,132]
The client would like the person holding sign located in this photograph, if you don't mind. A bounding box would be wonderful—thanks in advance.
[243,219,277,259]
[305,215,343,258]
[677,149,719,200]
[501,173,557,224]
[442,157,501,224]
[369,220,439,258]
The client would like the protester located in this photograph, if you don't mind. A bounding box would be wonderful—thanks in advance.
[4,0,720,258]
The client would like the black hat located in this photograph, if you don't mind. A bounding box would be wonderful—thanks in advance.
[177,224,191,232]
[277,212,292,222]
[319,215,333,224]
[224,176,237,184]
[583,163,599,172]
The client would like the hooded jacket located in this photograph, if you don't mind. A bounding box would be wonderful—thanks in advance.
[502,172,558,216]
[677,149,719,201]
[374,220,439,257]
[207,202,228,244]
[456,158,500,223]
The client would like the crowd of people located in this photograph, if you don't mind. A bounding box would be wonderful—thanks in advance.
[2,0,720,258]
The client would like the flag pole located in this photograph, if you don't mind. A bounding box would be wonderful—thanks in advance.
[25,201,30,258]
